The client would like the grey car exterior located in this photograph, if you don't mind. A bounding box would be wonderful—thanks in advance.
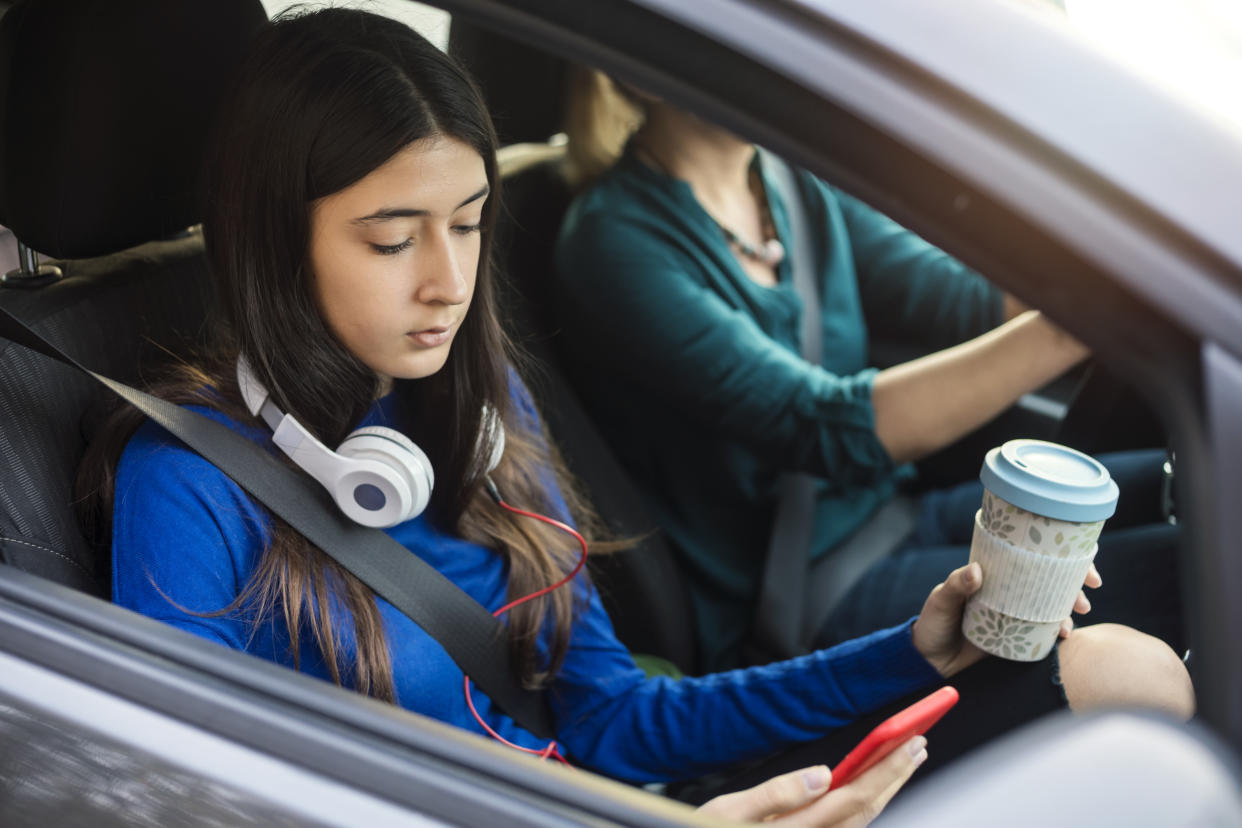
[0,0,1239,823]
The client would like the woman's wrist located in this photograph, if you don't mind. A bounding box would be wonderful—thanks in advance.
[1025,310,1090,365]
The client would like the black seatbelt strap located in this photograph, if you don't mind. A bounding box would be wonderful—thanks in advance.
[748,150,822,663]
[0,306,554,738]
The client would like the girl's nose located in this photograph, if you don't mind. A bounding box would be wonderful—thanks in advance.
[415,232,471,305]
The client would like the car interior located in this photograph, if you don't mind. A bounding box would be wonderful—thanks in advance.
[0,0,265,598]
[0,0,1169,678]
[0,0,1239,821]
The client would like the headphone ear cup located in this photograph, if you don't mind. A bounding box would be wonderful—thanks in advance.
[336,426,434,527]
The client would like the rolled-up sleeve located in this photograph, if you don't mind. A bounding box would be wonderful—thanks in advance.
[836,188,1003,350]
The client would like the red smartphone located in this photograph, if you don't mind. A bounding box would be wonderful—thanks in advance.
[828,686,959,790]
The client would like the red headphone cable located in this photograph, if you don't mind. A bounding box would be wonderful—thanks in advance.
[461,478,589,767]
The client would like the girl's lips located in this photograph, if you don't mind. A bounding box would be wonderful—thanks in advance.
[407,327,452,348]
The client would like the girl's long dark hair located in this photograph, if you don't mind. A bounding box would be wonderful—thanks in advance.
[78,8,599,699]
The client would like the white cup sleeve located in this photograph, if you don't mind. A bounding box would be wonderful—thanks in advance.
[969,514,1098,622]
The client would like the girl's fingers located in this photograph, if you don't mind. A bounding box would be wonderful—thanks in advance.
[923,563,982,617]
[1059,618,1074,639]
[1073,590,1091,615]
[783,737,926,827]
[696,765,832,822]
[1084,564,1102,589]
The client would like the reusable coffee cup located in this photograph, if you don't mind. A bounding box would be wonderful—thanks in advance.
[962,440,1119,661]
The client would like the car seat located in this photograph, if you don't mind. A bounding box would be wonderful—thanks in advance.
[0,0,267,594]
[451,21,702,675]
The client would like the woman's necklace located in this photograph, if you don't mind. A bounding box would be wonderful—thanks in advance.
[634,142,786,267]
[715,201,786,267]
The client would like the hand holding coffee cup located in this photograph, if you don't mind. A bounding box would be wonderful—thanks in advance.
[962,440,1119,661]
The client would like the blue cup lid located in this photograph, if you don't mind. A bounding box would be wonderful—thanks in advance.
[979,440,1118,522]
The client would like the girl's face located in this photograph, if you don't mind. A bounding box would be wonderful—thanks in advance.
[310,136,488,390]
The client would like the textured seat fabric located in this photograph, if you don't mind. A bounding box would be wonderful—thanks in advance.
[0,234,212,595]
[0,0,266,594]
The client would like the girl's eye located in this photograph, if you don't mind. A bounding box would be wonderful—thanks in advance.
[371,239,413,256]
[453,223,482,236]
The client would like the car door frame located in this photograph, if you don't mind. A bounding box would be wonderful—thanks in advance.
[1,0,1239,820]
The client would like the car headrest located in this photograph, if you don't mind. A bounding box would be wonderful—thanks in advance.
[0,0,266,259]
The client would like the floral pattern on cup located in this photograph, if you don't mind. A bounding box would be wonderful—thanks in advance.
[963,603,1060,662]
[980,489,1104,558]
[979,493,1018,538]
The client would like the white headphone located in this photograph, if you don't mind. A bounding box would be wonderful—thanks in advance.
[236,357,504,529]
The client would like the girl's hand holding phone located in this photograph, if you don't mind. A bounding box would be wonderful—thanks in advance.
[695,737,927,826]
[697,687,956,826]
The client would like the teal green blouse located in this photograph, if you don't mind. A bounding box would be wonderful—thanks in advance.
[553,149,1001,670]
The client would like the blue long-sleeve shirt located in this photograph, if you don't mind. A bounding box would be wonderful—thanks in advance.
[111,382,941,783]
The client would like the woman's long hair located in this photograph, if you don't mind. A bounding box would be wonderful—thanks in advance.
[78,8,598,699]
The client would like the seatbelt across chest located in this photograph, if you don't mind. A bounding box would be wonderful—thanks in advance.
[748,150,822,662]
[0,305,555,738]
